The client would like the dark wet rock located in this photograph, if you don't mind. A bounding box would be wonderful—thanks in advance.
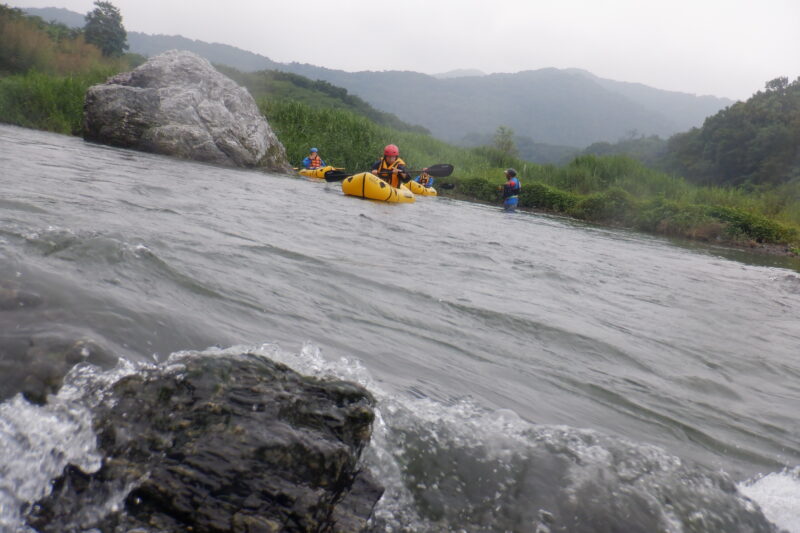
[83,50,292,173]
[26,352,383,532]
[0,332,117,405]
[1,279,119,404]
[0,282,43,310]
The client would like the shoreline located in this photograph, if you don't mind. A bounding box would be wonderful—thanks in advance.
[441,189,800,264]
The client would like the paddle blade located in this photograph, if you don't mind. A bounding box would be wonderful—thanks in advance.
[324,170,351,182]
[422,164,454,177]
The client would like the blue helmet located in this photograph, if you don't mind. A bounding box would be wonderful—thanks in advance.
[310,147,318,153]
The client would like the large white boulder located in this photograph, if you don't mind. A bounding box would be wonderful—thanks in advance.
[83,50,291,172]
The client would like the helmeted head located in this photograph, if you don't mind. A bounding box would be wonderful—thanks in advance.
[383,144,400,157]
[310,147,318,153]
[505,168,517,178]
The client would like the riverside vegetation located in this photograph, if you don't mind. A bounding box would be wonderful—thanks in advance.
[1,3,798,254]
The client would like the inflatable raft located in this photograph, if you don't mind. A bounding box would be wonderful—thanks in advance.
[405,179,437,196]
[341,172,415,203]
[298,166,348,180]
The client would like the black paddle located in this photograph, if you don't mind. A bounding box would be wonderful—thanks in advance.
[324,163,454,182]
[322,169,350,181]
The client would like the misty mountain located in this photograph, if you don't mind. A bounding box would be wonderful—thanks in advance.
[22,6,734,149]
[278,64,735,147]
[432,69,487,79]
[20,6,84,27]
[126,33,284,73]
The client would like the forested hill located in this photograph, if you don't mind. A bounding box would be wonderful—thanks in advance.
[20,6,733,149]
[664,77,800,188]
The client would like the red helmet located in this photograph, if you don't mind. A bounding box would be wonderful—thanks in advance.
[383,144,399,157]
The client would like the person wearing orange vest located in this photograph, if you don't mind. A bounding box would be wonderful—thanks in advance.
[370,144,409,188]
[414,171,434,188]
[302,148,325,169]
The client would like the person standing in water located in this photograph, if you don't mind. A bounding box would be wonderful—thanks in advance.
[502,168,521,212]
[371,144,409,188]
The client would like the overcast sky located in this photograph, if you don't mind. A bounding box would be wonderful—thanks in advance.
[11,0,800,100]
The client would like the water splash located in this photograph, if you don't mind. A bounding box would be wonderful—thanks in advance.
[739,467,800,533]
[0,394,100,531]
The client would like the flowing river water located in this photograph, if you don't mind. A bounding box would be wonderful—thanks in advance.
[1,124,799,532]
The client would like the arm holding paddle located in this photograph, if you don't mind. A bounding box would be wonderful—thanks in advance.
[325,144,455,185]
[325,163,454,182]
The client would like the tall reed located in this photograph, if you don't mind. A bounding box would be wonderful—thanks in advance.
[0,69,114,134]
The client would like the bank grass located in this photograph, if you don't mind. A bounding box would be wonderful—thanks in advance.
[258,97,498,174]
[0,68,116,134]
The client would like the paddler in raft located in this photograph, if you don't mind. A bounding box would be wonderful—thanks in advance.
[414,170,435,189]
[371,144,411,188]
[302,147,326,169]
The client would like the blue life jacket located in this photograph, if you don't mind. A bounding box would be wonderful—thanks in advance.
[502,177,520,199]
[415,174,434,187]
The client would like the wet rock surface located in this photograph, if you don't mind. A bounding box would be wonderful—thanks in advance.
[0,280,117,405]
[83,50,292,173]
[26,352,383,532]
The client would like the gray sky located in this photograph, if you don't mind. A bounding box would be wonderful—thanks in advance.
[11,0,800,100]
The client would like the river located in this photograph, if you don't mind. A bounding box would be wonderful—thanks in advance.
[1,124,798,532]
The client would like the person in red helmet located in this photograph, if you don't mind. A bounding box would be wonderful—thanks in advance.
[371,144,410,188]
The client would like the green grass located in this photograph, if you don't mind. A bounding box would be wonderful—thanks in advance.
[0,68,114,134]
[259,97,505,174]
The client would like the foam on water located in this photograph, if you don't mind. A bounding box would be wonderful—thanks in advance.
[739,467,800,533]
[0,393,99,531]
[0,358,150,531]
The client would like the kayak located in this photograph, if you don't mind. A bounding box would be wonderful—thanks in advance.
[405,180,438,196]
[341,172,415,203]
[298,166,342,179]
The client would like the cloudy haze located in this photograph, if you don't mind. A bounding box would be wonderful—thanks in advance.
[10,0,800,100]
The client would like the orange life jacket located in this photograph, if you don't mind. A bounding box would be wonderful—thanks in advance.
[374,157,407,188]
[308,154,322,169]
[419,173,431,186]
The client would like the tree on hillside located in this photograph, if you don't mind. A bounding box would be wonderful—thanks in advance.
[493,125,519,159]
[663,76,800,188]
[765,76,788,94]
[84,1,127,57]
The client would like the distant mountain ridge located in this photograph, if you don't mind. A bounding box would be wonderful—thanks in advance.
[22,6,735,149]
[433,69,487,79]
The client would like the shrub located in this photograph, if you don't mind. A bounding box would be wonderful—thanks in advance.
[569,187,637,224]
[458,177,499,203]
[706,206,798,243]
[519,182,578,212]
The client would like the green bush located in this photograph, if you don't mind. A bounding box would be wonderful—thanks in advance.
[569,187,638,224]
[636,198,720,238]
[457,177,499,203]
[706,205,798,243]
[519,182,578,212]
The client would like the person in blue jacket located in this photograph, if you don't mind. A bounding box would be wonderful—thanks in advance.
[414,171,435,188]
[302,148,325,169]
[501,168,521,212]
